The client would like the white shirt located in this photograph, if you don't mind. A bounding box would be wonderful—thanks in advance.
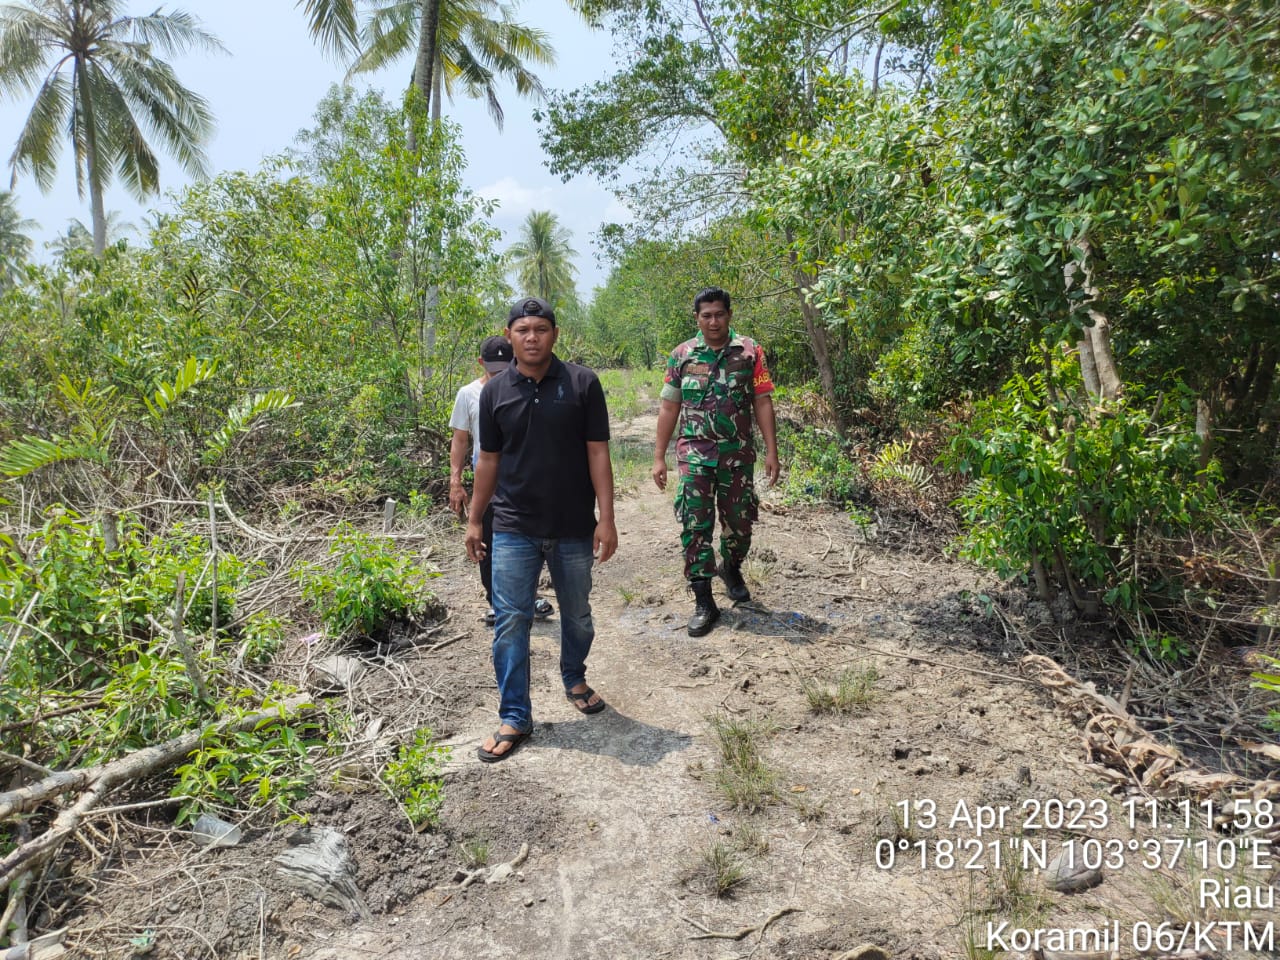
[448,378,485,466]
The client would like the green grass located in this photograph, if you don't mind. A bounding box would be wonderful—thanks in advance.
[707,714,779,813]
[801,665,881,714]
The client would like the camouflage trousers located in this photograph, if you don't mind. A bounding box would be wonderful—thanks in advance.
[674,456,759,581]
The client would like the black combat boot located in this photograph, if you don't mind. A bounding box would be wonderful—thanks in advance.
[720,561,751,603]
[687,578,720,637]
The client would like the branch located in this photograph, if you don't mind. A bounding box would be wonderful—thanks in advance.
[0,694,313,890]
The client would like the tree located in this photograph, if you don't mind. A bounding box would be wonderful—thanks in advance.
[507,210,577,307]
[0,0,221,255]
[47,212,134,259]
[350,0,555,127]
[0,191,35,288]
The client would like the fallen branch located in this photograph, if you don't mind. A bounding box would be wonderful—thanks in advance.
[682,905,800,941]
[0,694,313,890]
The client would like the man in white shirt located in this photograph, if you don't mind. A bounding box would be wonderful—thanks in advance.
[449,335,554,625]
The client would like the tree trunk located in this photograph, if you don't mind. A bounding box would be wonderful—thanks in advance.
[414,0,441,104]
[1196,397,1214,473]
[1065,235,1121,401]
[785,231,847,436]
[76,62,108,256]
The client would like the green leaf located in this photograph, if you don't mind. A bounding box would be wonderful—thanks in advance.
[144,357,218,419]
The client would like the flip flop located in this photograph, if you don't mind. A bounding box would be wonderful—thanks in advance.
[476,728,531,763]
[565,685,606,715]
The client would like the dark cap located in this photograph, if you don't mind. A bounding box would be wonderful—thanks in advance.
[507,296,556,327]
[480,335,513,373]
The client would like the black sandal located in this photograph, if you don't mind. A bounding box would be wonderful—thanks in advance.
[477,728,532,763]
[565,685,606,715]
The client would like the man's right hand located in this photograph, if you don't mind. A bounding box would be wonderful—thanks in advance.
[652,457,668,491]
[465,519,486,562]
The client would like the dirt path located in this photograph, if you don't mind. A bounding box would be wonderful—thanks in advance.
[280,411,1212,960]
[79,410,1271,959]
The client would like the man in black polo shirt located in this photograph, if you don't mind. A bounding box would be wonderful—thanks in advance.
[465,296,618,763]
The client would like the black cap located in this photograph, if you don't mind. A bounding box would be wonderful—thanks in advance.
[507,296,556,327]
[480,335,513,372]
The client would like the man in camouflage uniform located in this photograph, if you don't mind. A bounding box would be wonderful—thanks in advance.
[653,287,779,636]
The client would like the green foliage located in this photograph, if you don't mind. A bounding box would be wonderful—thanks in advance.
[945,374,1222,630]
[380,727,451,829]
[295,525,441,640]
[237,611,287,665]
[777,420,865,508]
[172,691,320,824]
[1252,644,1280,731]
[868,441,932,496]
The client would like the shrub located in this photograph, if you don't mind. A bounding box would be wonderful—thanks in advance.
[295,524,441,640]
[944,373,1222,644]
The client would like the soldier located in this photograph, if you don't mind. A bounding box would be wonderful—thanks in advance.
[653,287,779,636]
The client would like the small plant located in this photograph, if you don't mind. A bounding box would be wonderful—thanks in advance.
[686,840,747,897]
[295,524,442,639]
[734,822,770,856]
[237,611,287,664]
[868,440,933,494]
[461,838,490,868]
[959,853,1050,960]
[380,727,450,829]
[777,424,866,508]
[707,714,779,813]
[172,690,319,824]
[802,665,880,714]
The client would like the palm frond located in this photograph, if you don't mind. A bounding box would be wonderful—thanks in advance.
[300,0,360,61]
[203,390,297,464]
[9,69,70,192]
[122,9,226,57]
[0,433,109,478]
[143,356,218,419]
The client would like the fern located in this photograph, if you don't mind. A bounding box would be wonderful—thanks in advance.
[869,441,933,494]
[203,390,296,464]
[144,357,218,419]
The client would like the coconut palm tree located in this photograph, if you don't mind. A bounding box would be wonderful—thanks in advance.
[0,1,221,255]
[298,0,361,60]
[507,209,577,307]
[350,0,554,128]
[0,191,36,287]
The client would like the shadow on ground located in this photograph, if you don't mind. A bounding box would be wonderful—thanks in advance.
[532,710,693,766]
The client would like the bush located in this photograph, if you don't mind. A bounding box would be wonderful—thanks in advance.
[295,524,441,640]
[944,373,1222,638]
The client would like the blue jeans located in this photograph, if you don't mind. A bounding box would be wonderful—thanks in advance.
[490,532,596,731]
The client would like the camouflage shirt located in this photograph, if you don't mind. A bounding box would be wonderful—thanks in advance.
[660,330,775,467]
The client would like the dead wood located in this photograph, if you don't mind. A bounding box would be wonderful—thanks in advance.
[273,826,371,919]
[0,694,313,890]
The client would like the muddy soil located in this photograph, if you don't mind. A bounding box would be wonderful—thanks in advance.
[71,410,1276,960]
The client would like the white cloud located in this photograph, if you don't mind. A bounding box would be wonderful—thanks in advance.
[478,177,556,219]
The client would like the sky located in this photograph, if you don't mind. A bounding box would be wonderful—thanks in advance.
[0,2,629,294]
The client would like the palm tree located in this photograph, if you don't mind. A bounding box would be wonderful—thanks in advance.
[0,191,36,288]
[508,209,577,307]
[298,0,361,60]
[0,1,221,255]
[47,212,134,259]
[351,0,555,128]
